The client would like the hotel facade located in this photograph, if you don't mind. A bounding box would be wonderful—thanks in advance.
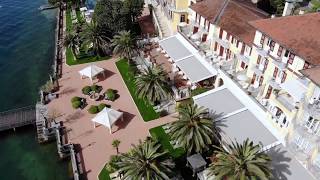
[152,0,320,178]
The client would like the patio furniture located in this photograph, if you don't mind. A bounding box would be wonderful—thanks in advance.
[187,153,207,176]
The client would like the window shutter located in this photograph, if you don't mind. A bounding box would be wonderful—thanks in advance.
[288,53,295,65]
[219,28,223,39]
[259,76,264,86]
[260,35,265,45]
[273,67,278,78]
[263,59,269,72]
[281,72,287,83]
[251,73,256,84]
[266,86,273,99]
[257,55,262,64]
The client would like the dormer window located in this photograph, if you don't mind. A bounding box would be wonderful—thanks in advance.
[260,34,265,45]
[277,46,283,57]
[269,40,275,51]
[288,53,295,65]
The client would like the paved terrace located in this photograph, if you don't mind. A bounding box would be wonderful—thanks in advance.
[48,58,176,180]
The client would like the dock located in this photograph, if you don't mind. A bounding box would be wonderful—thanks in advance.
[0,106,36,131]
[39,4,57,11]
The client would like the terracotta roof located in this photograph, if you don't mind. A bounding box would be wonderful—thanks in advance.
[190,0,268,45]
[249,13,320,65]
[300,67,320,86]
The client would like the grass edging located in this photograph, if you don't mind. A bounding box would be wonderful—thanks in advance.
[149,126,185,158]
[98,163,111,180]
[116,59,159,121]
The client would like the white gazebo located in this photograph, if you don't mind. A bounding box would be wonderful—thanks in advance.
[91,107,124,134]
[79,64,105,83]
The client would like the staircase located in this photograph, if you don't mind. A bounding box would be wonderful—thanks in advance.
[153,5,172,38]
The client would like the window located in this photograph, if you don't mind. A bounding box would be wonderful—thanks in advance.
[266,86,273,99]
[277,46,283,57]
[263,60,269,72]
[201,33,207,42]
[257,55,262,64]
[207,23,210,32]
[273,67,278,78]
[236,40,240,47]
[226,33,230,40]
[269,40,275,51]
[288,53,295,64]
[259,76,264,86]
[219,28,223,39]
[303,62,310,69]
[260,34,265,45]
[284,50,290,57]
[251,73,256,84]
[240,61,246,69]
[281,72,287,83]
[180,14,185,22]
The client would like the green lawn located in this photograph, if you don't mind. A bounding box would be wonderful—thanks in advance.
[66,48,110,65]
[65,6,109,66]
[116,59,159,121]
[191,87,212,97]
[149,126,185,159]
[98,164,111,180]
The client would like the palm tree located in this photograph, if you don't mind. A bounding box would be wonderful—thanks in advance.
[63,31,79,57]
[81,22,110,56]
[135,65,172,103]
[117,139,175,180]
[112,139,121,154]
[111,30,137,61]
[207,139,272,180]
[165,102,218,154]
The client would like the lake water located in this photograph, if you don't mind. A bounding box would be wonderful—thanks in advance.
[0,0,69,179]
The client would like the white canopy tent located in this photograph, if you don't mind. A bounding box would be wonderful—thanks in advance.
[91,107,124,134]
[79,64,105,83]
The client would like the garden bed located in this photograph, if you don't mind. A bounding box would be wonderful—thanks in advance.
[98,164,111,180]
[149,126,185,158]
[116,59,159,121]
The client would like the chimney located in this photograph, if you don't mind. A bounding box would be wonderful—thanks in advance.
[282,0,295,16]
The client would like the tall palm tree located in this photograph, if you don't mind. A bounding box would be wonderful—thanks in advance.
[135,65,172,103]
[111,30,137,61]
[63,31,79,57]
[117,139,175,180]
[166,102,218,154]
[208,139,272,180]
[81,22,110,56]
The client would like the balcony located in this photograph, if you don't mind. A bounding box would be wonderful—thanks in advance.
[276,92,297,112]
[304,100,320,119]
[268,77,282,90]
[236,53,250,65]
[251,64,264,76]
[255,45,270,58]
[271,57,287,70]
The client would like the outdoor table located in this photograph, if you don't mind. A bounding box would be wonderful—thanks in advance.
[187,153,207,176]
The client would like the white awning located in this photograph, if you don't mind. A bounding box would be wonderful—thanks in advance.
[175,55,216,83]
[91,107,123,133]
[79,64,105,83]
[280,80,307,102]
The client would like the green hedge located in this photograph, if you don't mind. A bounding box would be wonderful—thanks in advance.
[98,164,111,180]
[149,126,185,158]
[116,59,159,121]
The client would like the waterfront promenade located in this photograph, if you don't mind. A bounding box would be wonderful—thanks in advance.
[48,58,176,180]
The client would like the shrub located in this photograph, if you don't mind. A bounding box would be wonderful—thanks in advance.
[88,105,99,114]
[71,96,82,103]
[82,86,92,95]
[72,101,82,109]
[105,89,116,101]
[91,85,102,93]
[105,155,121,173]
[98,103,107,112]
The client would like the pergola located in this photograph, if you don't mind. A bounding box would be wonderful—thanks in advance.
[91,107,124,134]
[79,64,105,84]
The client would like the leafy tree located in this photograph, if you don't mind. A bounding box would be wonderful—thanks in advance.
[123,0,145,23]
[166,102,219,154]
[117,139,175,180]
[112,139,121,154]
[94,0,128,37]
[270,0,285,15]
[134,65,172,103]
[81,21,110,56]
[111,30,137,61]
[208,139,272,180]
[63,31,79,57]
